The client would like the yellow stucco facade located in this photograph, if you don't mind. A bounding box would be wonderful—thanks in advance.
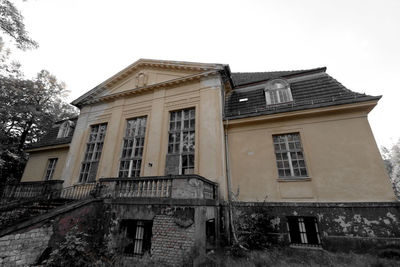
[21,145,69,182]
[227,102,396,202]
[20,59,396,203]
[61,63,228,200]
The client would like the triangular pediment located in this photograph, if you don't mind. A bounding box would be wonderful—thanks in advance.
[72,59,225,107]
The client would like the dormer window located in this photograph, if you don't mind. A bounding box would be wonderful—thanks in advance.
[57,120,72,138]
[264,79,292,105]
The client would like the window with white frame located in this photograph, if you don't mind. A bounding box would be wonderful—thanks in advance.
[264,79,293,105]
[57,121,71,138]
[166,108,195,175]
[79,123,107,183]
[273,133,308,178]
[119,116,147,178]
[44,158,58,180]
[287,216,321,247]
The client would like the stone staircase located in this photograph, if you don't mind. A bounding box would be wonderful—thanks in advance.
[0,198,72,230]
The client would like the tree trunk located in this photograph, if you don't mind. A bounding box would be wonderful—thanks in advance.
[18,120,33,151]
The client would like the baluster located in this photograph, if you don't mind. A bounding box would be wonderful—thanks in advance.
[119,182,123,197]
[133,181,138,197]
[143,181,147,197]
[130,181,134,197]
[127,181,133,197]
[126,181,131,197]
[160,181,163,197]
[145,181,150,197]
[138,182,143,197]
[166,180,170,197]
[124,181,128,197]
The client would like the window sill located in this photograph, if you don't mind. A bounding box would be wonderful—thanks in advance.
[277,177,311,182]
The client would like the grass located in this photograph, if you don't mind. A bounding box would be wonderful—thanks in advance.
[196,247,400,267]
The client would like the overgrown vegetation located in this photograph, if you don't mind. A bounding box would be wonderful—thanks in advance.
[381,138,400,198]
[43,226,113,267]
[198,247,400,267]
[234,211,275,250]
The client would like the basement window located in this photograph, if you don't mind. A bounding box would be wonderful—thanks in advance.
[287,216,321,247]
[264,79,292,105]
[206,219,216,251]
[120,220,153,257]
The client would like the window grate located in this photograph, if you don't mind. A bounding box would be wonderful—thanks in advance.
[121,220,153,257]
[287,216,321,246]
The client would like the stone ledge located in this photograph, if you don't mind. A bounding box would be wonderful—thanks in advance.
[229,201,400,208]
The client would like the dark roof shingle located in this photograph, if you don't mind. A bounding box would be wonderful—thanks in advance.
[225,72,380,120]
[231,67,326,87]
[27,118,77,150]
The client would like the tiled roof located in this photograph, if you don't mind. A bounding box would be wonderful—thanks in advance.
[231,67,326,87]
[27,118,77,150]
[225,71,380,120]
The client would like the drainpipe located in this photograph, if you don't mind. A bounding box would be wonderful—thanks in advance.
[219,67,240,245]
[224,119,240,244]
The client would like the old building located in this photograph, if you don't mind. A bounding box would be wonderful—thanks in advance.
[1,59,399,266]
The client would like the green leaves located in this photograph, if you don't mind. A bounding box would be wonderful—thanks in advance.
[0,0,38,50]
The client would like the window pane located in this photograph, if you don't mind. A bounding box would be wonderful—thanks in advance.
[79,124,107,183]
[167,108,195,174]
[119,117,147,178]
[273,133,308,178]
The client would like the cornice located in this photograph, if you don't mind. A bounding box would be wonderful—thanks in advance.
[25,143,70,153]
[82,70,221,106]
[224,100,379,127]
[72,59,226,107]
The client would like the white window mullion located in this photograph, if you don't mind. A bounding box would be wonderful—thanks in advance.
[284,136,295,176]
[128,160,133,178]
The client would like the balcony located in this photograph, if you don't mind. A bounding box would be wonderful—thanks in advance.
[0,175,218,203]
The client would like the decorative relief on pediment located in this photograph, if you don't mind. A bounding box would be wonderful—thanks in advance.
[135,72,148,88]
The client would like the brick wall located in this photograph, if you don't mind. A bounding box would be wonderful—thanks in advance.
[151,215,196,266]
[0,225,52,266]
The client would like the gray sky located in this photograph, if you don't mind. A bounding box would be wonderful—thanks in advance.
[9,0,400,148]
